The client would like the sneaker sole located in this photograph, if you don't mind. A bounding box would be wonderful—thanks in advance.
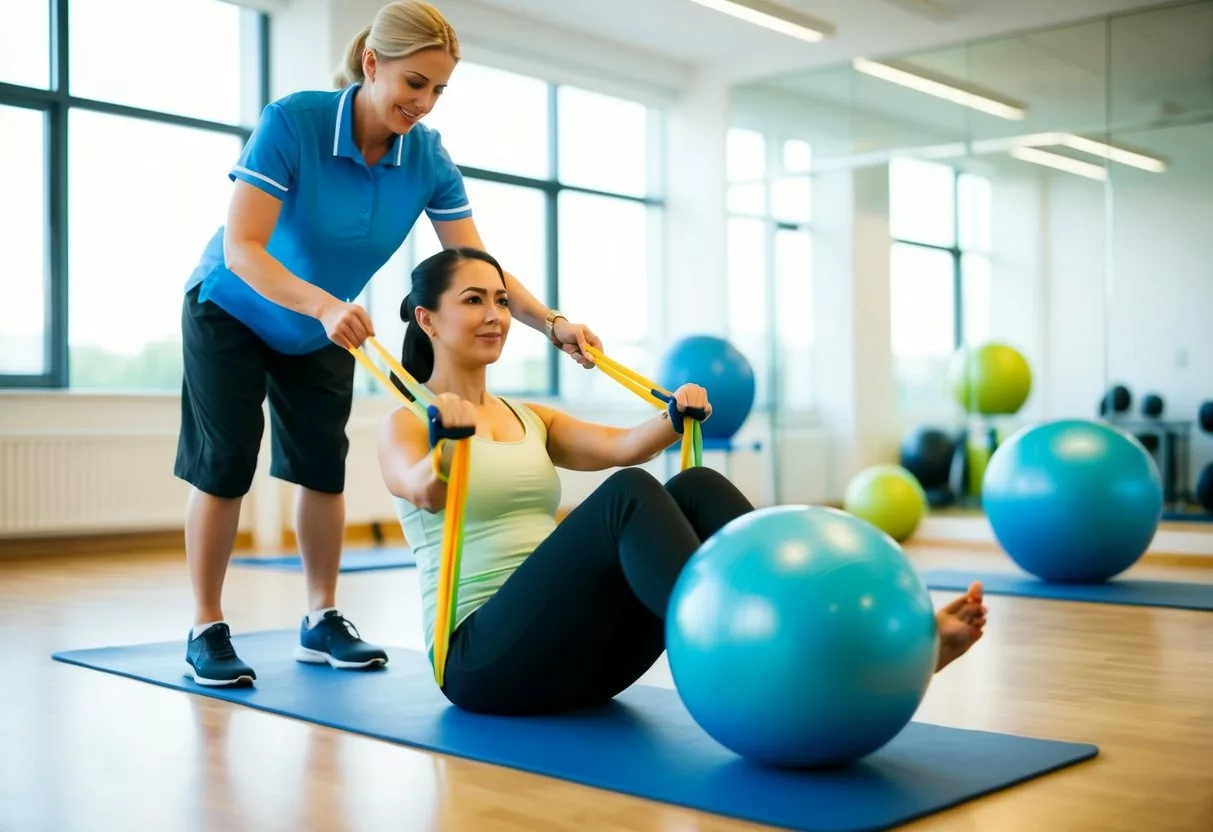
[294,645,388,670]
[184,663,255,687]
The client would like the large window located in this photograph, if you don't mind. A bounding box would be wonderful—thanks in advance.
[0,105,49,375]
[0,0,51,89]
[363,62,664,399]
[68,111,245,390]
[0,0,267,390]
[888,158,992,411]
[725,127,815,414]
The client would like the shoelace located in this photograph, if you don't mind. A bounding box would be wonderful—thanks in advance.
[329,614,361,641]
[317,613,359,645]
[202,625,238,660]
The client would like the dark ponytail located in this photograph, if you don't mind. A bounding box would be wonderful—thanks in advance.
[397,293,435,394]
[395,246,506,397]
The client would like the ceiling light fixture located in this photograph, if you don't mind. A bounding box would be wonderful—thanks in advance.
[851,57,1027,120]
[686,0,834,43]
[1053,134,1167,173]
[1010,147,1108,181]
[973,133,1168,173]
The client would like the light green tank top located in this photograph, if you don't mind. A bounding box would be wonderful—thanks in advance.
[392,398,562,654]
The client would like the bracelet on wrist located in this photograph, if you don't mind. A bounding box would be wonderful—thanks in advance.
[544,309,567,346]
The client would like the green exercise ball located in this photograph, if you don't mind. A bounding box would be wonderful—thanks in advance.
[843,465,928,542]
[949,342,1033,415]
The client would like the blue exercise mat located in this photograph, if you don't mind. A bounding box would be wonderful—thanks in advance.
[1161,510,1213,523]
[922,568,1213,611]
[51,630,1097,832]
[230,546,415,572]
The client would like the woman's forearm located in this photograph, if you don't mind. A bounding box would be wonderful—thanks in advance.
[615,412,682,466]
[391,441,456,511]
[502,269,551,332]
[224,240,335,319]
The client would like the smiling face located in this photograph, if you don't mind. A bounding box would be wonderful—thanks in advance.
[363,46,456,134]
[419,258,511,367]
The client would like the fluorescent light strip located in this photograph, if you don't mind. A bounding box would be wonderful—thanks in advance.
[852,57,1027,121]
[687,0,833,43]
[1057,135,1166,173]
[974,132,1167,173]
[1010,147,1108,181]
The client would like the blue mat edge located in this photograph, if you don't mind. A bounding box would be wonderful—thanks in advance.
[229,559,415,572]
[921,568,1213,611]
[1161,511,1213,523]
[49,634,1101,832]
[230,546,415,572]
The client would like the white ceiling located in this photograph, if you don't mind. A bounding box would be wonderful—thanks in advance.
[470,0,1181,83]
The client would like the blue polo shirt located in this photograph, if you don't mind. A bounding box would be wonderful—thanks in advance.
[186,83,473,354]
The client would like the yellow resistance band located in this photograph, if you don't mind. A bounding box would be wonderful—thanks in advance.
[584,346,704,470]
[348,336,472,688]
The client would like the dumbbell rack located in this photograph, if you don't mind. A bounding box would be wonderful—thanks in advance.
[1104,415,1194,507]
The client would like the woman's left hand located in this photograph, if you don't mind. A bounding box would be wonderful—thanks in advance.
[674,384,712,422]
[552,319,603,369]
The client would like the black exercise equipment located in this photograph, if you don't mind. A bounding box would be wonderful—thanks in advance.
[1197,464,1213,513]
[899,427,956,491]
[1099,384,1132,416]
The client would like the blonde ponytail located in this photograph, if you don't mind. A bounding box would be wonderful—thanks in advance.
[333,1,460,89]
[334,25,372,88]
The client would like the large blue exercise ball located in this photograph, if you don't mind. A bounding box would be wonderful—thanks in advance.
[657,335,755,439]
[982,419,1163,583]
[666,505,939,769]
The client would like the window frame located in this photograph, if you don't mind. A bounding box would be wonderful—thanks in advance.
[0,0,270,389]
[724,127,815,418]
[890,165,982,353]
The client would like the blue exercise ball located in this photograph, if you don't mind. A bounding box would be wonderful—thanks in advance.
[666,505,939,769]
[657,335,755,439]
[982,419,1163,583]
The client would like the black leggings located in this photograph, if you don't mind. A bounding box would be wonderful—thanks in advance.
[440,466,755,715]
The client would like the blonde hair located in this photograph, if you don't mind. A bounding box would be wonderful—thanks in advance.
[334,1,460,89]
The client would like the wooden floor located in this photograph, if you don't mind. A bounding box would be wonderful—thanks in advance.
[5,541,1213,832]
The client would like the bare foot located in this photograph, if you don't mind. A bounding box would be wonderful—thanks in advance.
[935,581,987,673]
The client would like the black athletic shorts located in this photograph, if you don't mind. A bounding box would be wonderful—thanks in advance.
[173,285,355,498]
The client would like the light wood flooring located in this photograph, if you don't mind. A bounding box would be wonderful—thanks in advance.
[3,540,1213,831]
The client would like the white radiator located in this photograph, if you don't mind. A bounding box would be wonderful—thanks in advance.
[0,421,840,540]
[0,431,191,536]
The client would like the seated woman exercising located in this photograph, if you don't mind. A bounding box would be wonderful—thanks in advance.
[378,246,989,716]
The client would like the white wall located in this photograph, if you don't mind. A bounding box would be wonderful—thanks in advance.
[1103,123,1213,490]
[985,164,1050,423]
[1038,172,1109,422]
[811,164,901,494]
[662,71,730,338]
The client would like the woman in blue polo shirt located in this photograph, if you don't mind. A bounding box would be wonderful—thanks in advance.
[176,0,599,687]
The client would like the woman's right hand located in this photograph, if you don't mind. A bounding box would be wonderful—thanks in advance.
[317,297,375,349]
[414,394,478,512]
[429,393,479,433]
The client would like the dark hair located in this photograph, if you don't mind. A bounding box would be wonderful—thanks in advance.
[395,246,506,396]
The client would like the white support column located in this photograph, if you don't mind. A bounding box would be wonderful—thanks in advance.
[812,163,900,498]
